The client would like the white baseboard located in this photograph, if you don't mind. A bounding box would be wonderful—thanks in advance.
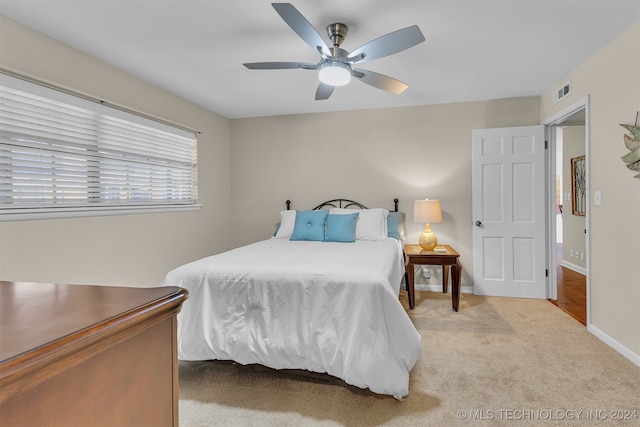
[560,260,586,275]
[414,284,474,294]
[588,324,640,368]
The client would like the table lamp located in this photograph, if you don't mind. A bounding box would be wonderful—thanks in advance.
[413,199,443,250]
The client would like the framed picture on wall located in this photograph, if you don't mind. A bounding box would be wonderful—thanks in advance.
[571,155,586,216]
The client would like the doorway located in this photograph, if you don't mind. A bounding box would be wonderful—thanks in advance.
[544,97,589,325]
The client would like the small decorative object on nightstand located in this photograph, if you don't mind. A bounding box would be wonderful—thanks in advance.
[413,199,442,250]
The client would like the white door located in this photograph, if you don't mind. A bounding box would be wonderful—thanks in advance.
[472,126,547,298]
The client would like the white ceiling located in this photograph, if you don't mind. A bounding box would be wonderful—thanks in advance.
[1,1,639,119]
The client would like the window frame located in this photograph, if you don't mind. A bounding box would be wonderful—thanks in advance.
[0,74,200,222]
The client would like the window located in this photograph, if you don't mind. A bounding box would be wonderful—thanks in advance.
[0,74,198,221]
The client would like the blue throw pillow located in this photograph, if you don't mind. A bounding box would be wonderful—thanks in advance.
[387,211,406,240]
[325,212,359,243]
[290,210,328,241]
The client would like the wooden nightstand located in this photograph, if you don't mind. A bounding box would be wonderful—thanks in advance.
[404,244,462,311]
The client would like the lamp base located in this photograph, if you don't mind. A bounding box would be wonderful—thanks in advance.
[419,224,438,251]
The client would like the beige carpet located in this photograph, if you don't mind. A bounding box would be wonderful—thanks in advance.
[178,291,640,426]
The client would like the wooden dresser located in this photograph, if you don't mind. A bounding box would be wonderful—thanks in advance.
[0,281,188,427]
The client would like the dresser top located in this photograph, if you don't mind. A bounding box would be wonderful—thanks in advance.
[0,281,187,364]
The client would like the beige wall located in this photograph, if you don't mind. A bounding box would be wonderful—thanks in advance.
[561,125,586,270]
[0,16,233,287]
[1,13,637,361]
[229,98,541,286]
[541,22,640,356]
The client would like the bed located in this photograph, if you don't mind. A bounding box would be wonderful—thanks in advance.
[161,199,422,399]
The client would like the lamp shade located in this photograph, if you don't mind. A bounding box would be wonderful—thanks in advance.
[413,199,442,224]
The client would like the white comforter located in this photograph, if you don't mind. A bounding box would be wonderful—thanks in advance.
[161,238,421,398]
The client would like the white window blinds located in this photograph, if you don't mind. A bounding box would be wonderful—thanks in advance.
[0,74,198,220]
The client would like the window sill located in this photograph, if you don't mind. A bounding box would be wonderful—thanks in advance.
[0,204,203,222]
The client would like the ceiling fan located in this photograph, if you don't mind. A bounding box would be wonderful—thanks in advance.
[243,3,425,100]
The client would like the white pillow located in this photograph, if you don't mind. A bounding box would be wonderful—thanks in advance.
[274,210,297,239]
[329,208,389,240]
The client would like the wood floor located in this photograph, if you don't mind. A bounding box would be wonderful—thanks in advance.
[550,255,587,326]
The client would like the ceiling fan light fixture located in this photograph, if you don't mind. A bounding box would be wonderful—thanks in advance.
[318,62,351,86]
[244,3,425,100]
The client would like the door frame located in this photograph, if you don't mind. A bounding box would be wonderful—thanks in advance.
[542,95,590,326]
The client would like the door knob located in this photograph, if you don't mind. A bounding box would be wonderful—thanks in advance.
[475,221,483,227]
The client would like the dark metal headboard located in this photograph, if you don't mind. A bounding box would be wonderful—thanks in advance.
[313,199,368,210]
[285,198,399,212]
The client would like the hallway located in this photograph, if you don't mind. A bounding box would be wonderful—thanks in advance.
[551,244,587,325]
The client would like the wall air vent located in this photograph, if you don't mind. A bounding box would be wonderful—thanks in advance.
[552,81,571,105]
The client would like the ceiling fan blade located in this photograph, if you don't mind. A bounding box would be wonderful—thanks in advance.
[351,68,408,94]
[243,61,315,70]
[272,3,331,57]
[347,25,425,64]
[315,82,335,100]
